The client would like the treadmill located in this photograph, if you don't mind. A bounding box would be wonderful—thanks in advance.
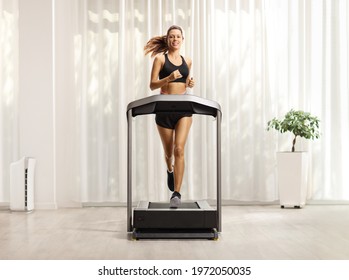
[126,94,222,239]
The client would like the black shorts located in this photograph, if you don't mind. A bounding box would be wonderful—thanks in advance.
[155,113,192,129]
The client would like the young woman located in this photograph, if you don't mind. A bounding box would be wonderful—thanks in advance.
[144,25,195,208]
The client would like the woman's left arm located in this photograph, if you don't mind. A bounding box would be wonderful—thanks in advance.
[186,58,195,88]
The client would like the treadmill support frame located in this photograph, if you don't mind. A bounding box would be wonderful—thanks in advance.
[126,95,222,234]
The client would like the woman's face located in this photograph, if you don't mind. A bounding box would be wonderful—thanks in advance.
[167,29,183,51]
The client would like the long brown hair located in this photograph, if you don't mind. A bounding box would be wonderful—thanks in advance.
[144,25,184,57]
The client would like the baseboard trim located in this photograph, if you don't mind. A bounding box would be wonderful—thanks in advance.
[82,200,349,207]
[3,200,346,209]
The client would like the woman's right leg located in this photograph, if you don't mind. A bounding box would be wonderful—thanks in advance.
[157,125,175,192]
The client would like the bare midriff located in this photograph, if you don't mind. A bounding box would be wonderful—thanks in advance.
[161,82,186,95]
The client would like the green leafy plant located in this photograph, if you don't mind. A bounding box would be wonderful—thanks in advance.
[267,109,320,152]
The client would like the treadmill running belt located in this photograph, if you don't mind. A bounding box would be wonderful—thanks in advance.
[148,202,200,209]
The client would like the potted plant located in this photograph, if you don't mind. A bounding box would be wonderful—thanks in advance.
[267,109,320,208]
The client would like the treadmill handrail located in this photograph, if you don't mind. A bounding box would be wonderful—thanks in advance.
[127,94,221,118]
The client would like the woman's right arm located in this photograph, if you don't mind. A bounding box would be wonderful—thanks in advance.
[149,55,182,91]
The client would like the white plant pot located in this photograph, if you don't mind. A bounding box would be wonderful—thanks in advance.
[277,152,308,208]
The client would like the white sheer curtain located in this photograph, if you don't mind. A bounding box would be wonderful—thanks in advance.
[0,0,18,205]
[264,0,349,200]
[65,0,349,204]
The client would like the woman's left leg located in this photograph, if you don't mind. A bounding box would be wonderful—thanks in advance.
[173,116,192,193]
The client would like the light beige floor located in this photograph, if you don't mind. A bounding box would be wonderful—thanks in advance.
[0,205,348,260]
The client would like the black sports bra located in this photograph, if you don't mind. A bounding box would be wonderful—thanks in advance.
[159,54,189,83]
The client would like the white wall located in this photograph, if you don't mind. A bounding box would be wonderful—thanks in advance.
[18,0,56,209]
